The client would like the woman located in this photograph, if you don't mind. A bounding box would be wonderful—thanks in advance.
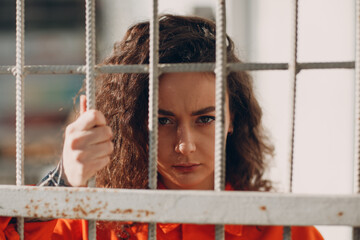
[0,15,323,239]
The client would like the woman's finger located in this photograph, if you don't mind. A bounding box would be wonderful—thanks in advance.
[75,141,114,162]
[68,126,113,149]
[67,110,107,133]
[88,156,111,174]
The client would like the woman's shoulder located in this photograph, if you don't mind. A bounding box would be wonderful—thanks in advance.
[0,216,58,240]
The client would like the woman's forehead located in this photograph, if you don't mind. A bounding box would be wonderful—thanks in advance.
[159,72,214,86]
[159,72,215,93]
[158,72,215,110]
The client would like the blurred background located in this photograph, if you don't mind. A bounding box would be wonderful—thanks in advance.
[0,0,356,239]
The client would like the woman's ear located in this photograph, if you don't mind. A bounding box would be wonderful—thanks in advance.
[228,125,234,135]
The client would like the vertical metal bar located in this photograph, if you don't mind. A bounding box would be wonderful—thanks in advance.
[283,226,291,240]
[284,0,299,238]
[15,0,25,238]
[353,0,360,239]
[215,0,227,239]
[85,0,96,238]
[85,0,96,111]
[148,0,159,239]
[288,0,299,195]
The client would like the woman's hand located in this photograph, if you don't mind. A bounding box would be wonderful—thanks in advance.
[62,95,113,187]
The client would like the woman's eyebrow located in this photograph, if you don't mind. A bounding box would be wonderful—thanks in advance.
[158,107,215,116]
[158,109,175,116]
[191,106,215,116]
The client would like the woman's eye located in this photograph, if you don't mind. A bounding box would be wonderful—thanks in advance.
[158,117,172,125]
[197,116,215,124]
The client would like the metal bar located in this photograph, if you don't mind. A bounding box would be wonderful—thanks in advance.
[288,0,299,195]
[148,0,159,239]
[228,63,288,71]
[25,65,86,75]
[355,0,360,206]
[85,0,96,111]
[1,186,360,226]
[15,0,25,190]
[283,226,291,240]
[215,0,227,239]
[283,0,299,237]
[148,0,159,191]
[298,61,355,70]
[354,0,360,239]
[85,0,96,238]
[98,64,148,73]
[214,0,227,192]
[0,62,356,75]
[15,0,25,238]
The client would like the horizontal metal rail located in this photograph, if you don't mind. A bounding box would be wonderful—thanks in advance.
[0,61,355,75]
[0,185,359,226]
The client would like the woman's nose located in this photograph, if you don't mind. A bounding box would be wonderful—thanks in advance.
[175,127,196,155]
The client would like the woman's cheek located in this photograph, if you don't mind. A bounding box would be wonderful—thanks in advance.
[157,128,173,162]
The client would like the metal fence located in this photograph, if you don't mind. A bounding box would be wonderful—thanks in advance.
[0,0,359,240]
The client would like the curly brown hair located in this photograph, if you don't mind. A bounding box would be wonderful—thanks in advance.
[94,14,273,192]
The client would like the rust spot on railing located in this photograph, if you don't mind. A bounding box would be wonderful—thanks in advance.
[73,205,88,216]
[109,208,154,218]
[19,192,153,220]
[110,208,133,214]
[123,209,133,214]
[138,210,155,217]
[260,206,267,211]
[89,208,101,214]
[338,212,344,217]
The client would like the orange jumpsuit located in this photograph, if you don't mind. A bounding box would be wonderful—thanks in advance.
[0,217,323,240]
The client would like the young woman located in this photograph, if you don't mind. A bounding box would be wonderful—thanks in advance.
[0,15,323,240]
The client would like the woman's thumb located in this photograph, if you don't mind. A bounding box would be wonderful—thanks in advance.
[80,95,87,115]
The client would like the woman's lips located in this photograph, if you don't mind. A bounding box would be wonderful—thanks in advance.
[172,163,201,172]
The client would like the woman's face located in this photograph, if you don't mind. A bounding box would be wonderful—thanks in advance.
[157,72,232,190]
